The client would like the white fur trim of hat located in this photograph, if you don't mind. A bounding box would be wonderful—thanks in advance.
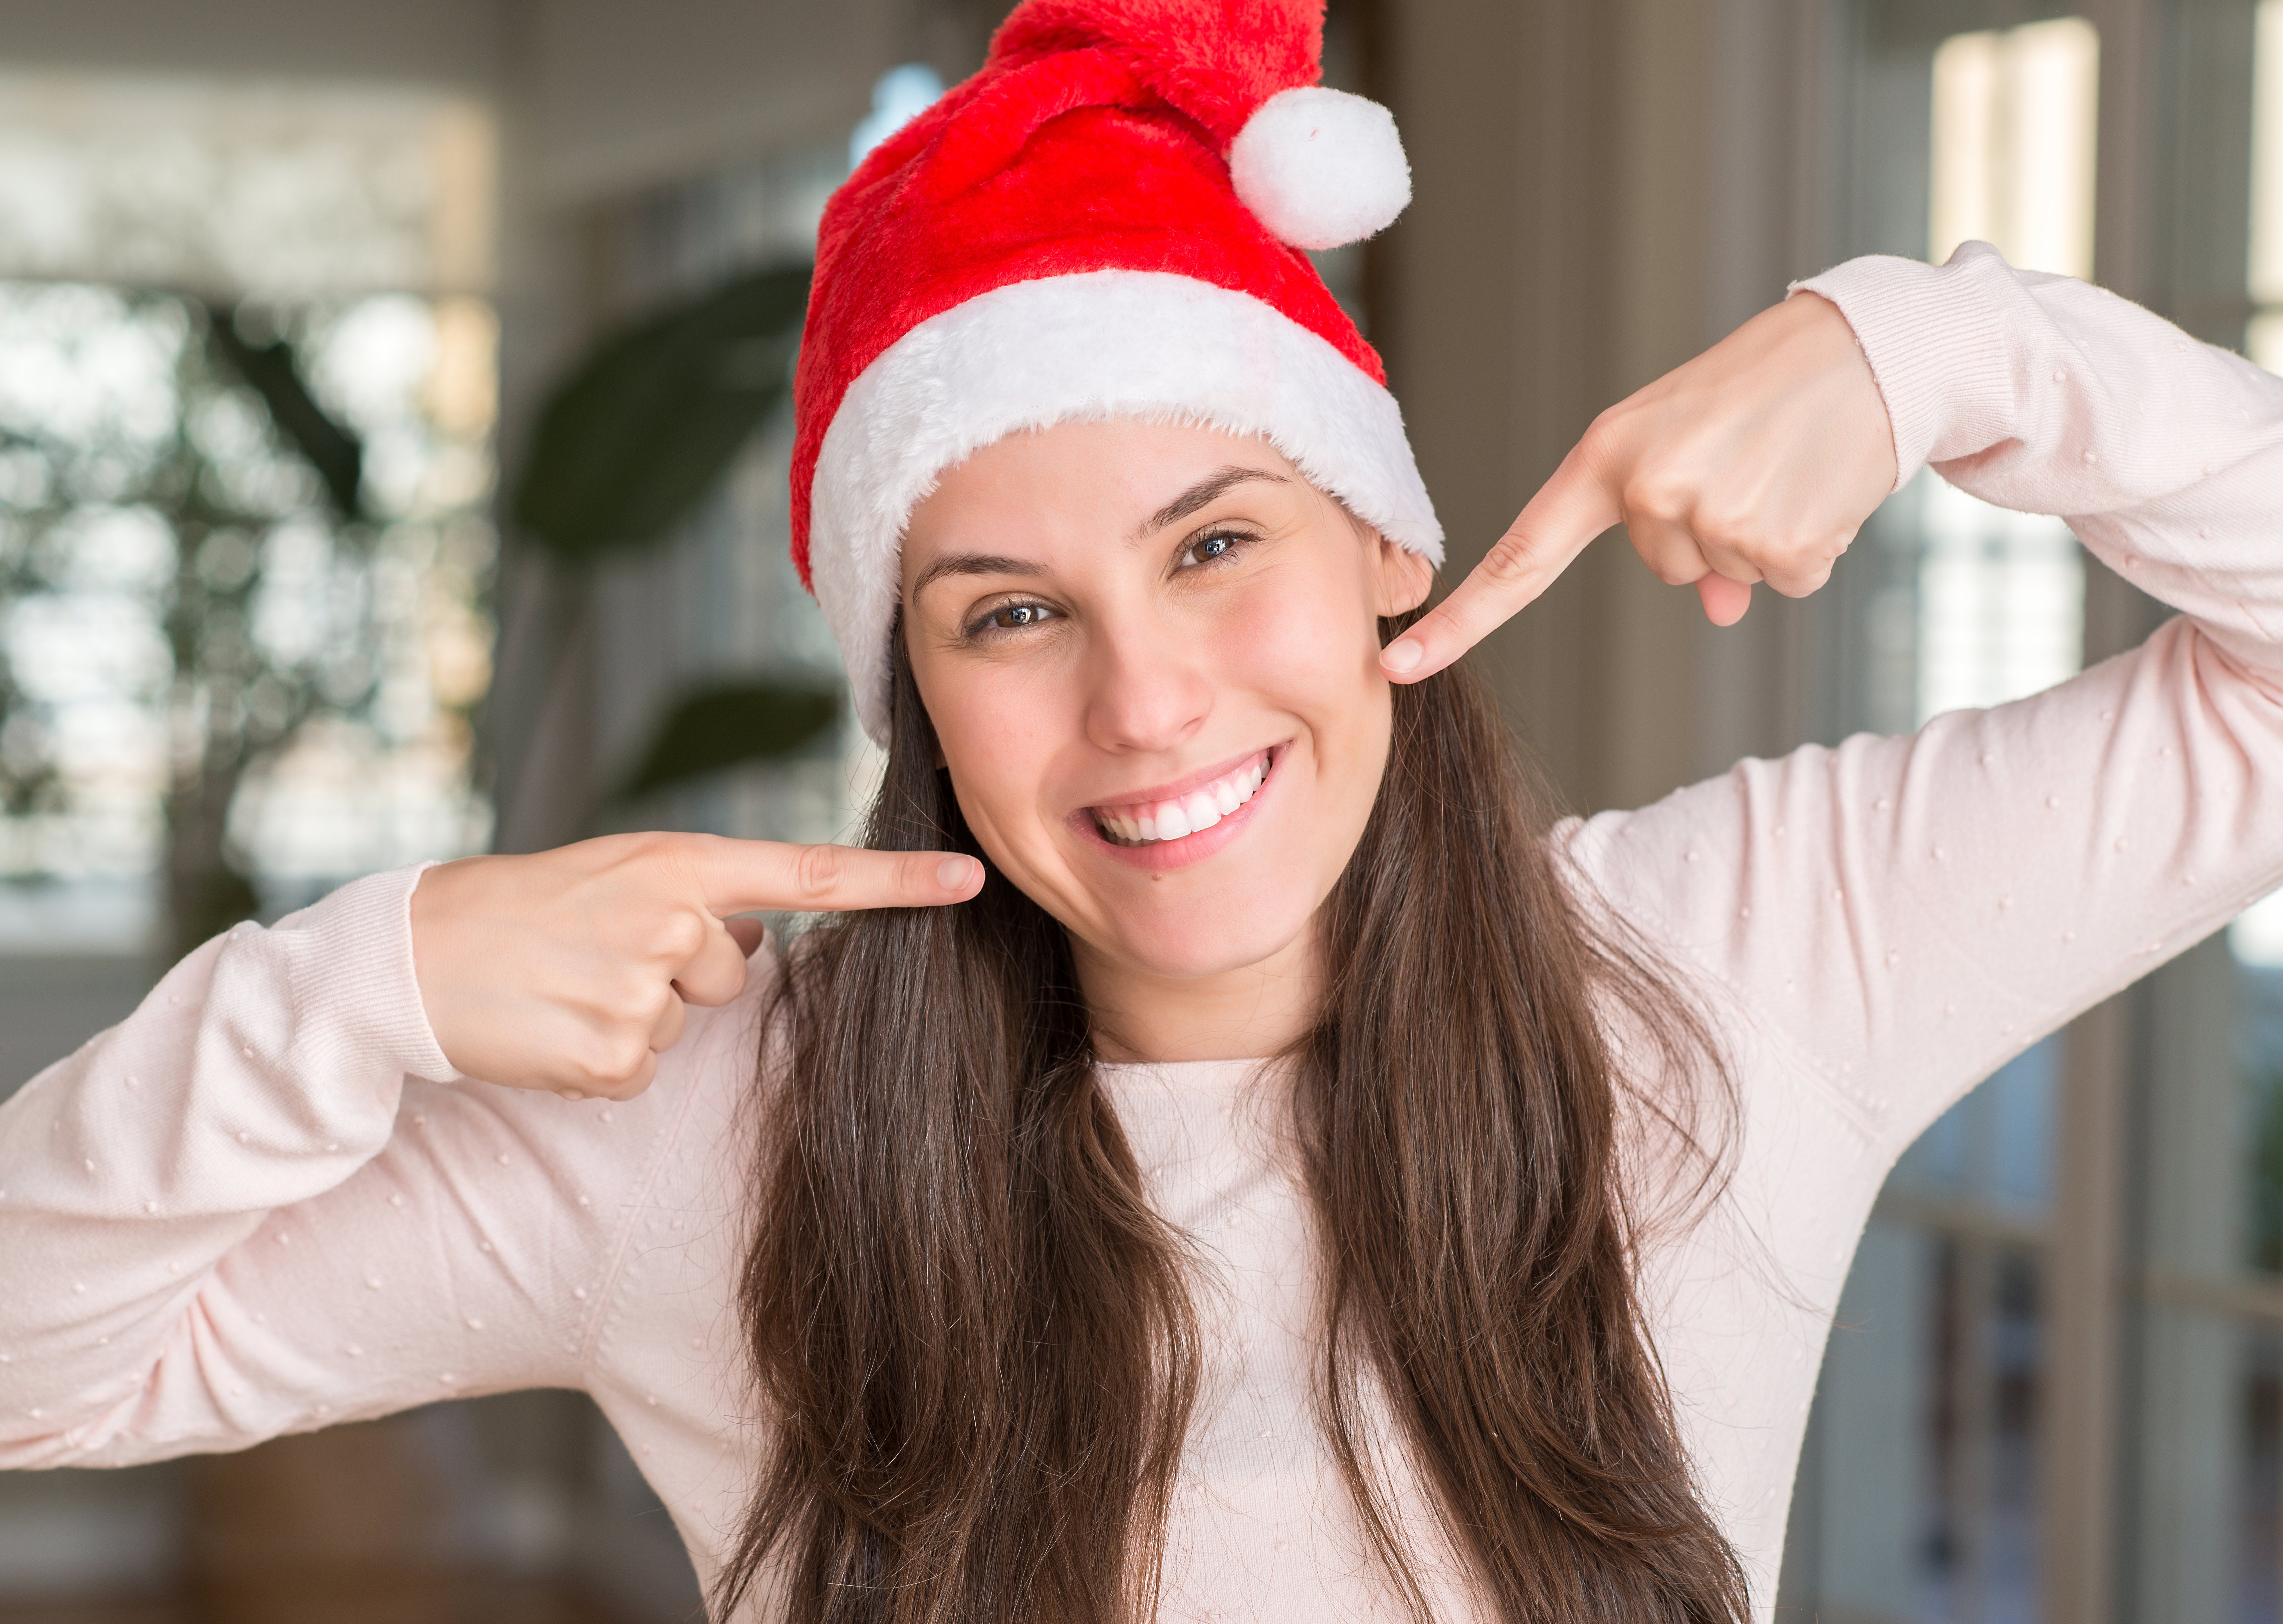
[807,269,1445,743]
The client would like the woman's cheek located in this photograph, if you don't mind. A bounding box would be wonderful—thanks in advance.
[1217,569,1379,717]
[930,662,1081,872]
[1224,568,1394,848]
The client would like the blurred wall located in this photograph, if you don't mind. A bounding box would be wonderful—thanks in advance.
[523,1,895,204]
[1378,0,1840,816]
[0,0,505,83]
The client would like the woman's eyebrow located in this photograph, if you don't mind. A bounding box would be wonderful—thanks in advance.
[909,468,1288,597]
[1133,467,1289,540]
[910,552,1043,597]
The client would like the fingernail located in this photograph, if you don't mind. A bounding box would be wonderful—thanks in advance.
[937,856,977,890]
[1381,638,1424,674]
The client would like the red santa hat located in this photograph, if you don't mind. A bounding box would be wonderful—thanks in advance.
[792,0,1444,741]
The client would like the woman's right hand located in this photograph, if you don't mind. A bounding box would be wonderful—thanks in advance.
[409,832,982,1098]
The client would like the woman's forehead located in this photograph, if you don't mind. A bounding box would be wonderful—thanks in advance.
[902,421,1311,570]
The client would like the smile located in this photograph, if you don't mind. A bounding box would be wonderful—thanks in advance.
[1091,749,1274,846]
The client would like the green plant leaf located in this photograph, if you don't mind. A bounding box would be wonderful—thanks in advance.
[514,263,811,560]
[616,680,839,803]
[204,304,366,522]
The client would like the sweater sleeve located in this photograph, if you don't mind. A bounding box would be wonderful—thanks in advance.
[0,866,655,1466]
[1563,242,2283,1165]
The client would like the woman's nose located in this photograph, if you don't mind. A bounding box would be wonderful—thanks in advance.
[1080,624,1213,755]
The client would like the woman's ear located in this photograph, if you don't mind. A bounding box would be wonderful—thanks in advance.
[1373,536,1435,616]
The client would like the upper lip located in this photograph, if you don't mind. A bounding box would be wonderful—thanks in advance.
[1081,745,1280,814]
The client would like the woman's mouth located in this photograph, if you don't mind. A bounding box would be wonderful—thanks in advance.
[1090,748,1275,846]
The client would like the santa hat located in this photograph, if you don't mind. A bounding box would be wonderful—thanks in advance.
[792,0,1445,742]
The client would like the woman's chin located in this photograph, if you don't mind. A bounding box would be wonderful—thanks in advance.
[1089,900,1316,985]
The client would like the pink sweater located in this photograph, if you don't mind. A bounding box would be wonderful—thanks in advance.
[5,246,2283,1622]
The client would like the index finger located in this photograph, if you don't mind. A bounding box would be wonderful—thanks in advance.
[687,836,984,916]
[1379,445,1620,684]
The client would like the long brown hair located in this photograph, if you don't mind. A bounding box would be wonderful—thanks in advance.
[718,617,1748,1623]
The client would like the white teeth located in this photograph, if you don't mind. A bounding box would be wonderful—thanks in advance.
[1094,752,1273,846]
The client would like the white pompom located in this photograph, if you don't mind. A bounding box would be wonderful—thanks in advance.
[1228,86,1411,252]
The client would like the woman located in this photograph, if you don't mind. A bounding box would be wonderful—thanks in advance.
[4,2,2280,1620]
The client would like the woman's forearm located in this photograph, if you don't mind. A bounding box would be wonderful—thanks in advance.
[0,867,461,1464]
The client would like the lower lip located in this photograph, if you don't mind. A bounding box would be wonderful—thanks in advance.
[1069,746,1286,873]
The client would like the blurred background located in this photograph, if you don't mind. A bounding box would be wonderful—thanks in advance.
[0,0,2275,1619]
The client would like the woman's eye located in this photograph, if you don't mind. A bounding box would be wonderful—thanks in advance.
[1178,531,1246,569]
[980,602,1056,633]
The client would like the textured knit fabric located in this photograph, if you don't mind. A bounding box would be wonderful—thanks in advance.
[5,245,2283,1622]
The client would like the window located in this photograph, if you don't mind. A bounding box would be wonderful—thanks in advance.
[1929,18,2100,281]
[1915,478,2084,726]
[1917,17,2096,736]
[1788,4,2283,1619]
[0,74,497,954]
[1781,14,2101,1622]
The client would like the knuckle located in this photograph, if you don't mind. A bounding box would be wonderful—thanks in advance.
[1771,561,1832,598]
[616,1058,658,1099]
[1689,499,1757,550]
[1647,552,1701,587]
[632,830,711,894]
[1753,534,1830,582]
[575,1039,641,1090]
[651,909,708,962]
[603,972,668,1030]
[1685,530,1749,574]
[1625,469,1690,525]
[1580,405,1635,470]
[681,958,745,1007]
[601,1030,652,1081]
[1476,532,1538,587]
[792,842,845,903]
[1626,524,1702,584]
[622,829,682,870]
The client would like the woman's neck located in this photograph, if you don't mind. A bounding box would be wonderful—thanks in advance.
[1074,928,1322,1064]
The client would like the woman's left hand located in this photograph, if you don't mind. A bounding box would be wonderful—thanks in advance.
[1379,290,1898,683]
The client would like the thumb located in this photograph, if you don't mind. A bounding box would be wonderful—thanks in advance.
[1380,443,1621,683]
[1696,573,1753,625]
